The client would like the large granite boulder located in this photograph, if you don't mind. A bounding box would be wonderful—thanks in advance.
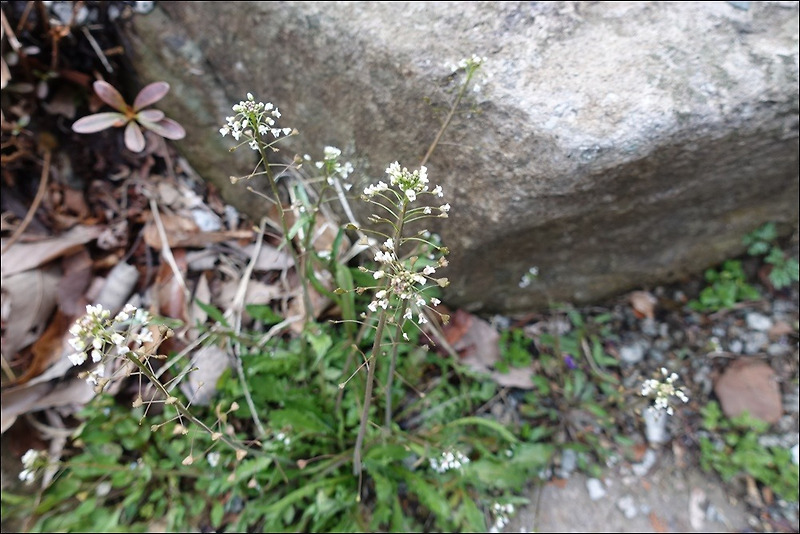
[121,1,799,312]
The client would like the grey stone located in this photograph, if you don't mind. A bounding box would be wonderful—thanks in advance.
[742,331,770,354]
[558,448,578,478]
[632,448,659,476]
[746,312,773,332]
[586,477,607,501]
[619,340,647,364]
[122,2,799,313]
[728,338,744,354]
[616,494,638,519]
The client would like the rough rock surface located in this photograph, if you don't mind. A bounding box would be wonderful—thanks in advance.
[122,1,799,312]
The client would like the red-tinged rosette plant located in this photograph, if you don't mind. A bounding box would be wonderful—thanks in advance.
[72,80,186,152]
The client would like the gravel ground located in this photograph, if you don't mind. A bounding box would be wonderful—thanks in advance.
[501,248,800,533]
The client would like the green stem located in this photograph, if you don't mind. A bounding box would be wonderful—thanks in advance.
[353,310,389,476]
[384,302,407,429]
[420,67,477,167]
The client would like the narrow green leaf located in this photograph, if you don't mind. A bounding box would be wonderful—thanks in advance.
[446,416,518,443]
[194,299,229,327]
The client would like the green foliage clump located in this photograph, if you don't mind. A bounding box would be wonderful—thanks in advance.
[699,401,799,503]
[689,259,761,312]
[742,222,799,290]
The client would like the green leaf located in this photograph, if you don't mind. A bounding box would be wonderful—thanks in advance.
[399,470,451,524]
[271,408,333,435]
[194,299,228,327]
[446,416,518,444]
[334,263,356,337]
[245,304,283,325]
[210,501,224,529]
[458,492,486,532]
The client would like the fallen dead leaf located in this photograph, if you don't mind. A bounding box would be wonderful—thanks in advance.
[1,266,60,361]
[0,224,103,277]
[629,290,657,320]
[713,359,782,423]
[143,212,253,249]
[767,320,795,340]
[57,249,92,316]
[180,344,230,406]
[1,378,95,434]
[16,310,72,385]
[648,511,669,533]
[446,310,534,389]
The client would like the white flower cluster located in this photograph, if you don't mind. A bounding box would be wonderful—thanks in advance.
[67,303,153,387]
[18,449,43,484]
[429,449,470,473]
[219,93,292,150]
[305,146,354,186]
[275,431,291,447]
[518,266,539,288]
[363,162,449,215]
[488,502,515,533]
[365,237,445,324]
[641,367,689,416]
[448,54,488,74]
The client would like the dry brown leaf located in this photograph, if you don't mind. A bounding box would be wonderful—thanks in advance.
[0,224,103,277]
[154,250,188,321]
[1,378,95,434]
[713,359,782,423]
[629,290,657,320]
[57,249,92,316]
[16,311,72,385]
[648,511,669,533]
[180,345,230,406]
[237,243,295,272]
[0,266,60,361]
[93,261,140,314]
[143,212,253,249]
[768,320,795,340]
[447,310,535,389]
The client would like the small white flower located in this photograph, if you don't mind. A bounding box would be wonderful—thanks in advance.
[403,308,413,320]
[373,270,385,279]
[431,185,443,197]
[405,189,417,202]
[430,298,441,306]
[440,203,450,213]
[423,265,436,275]
[207,451,221,467]
[68,351,87,366]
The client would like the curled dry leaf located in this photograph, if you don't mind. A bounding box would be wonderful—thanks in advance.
[629,290,657,320]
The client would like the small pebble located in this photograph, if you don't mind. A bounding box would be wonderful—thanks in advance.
[632,448,658,476]
[586,478,606,500]
[746,312,773,332]
[619,341,646,364]
[742,331,769,354]
[616,495,638,519]
[558,449,577,478]
[728,339,744,353]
